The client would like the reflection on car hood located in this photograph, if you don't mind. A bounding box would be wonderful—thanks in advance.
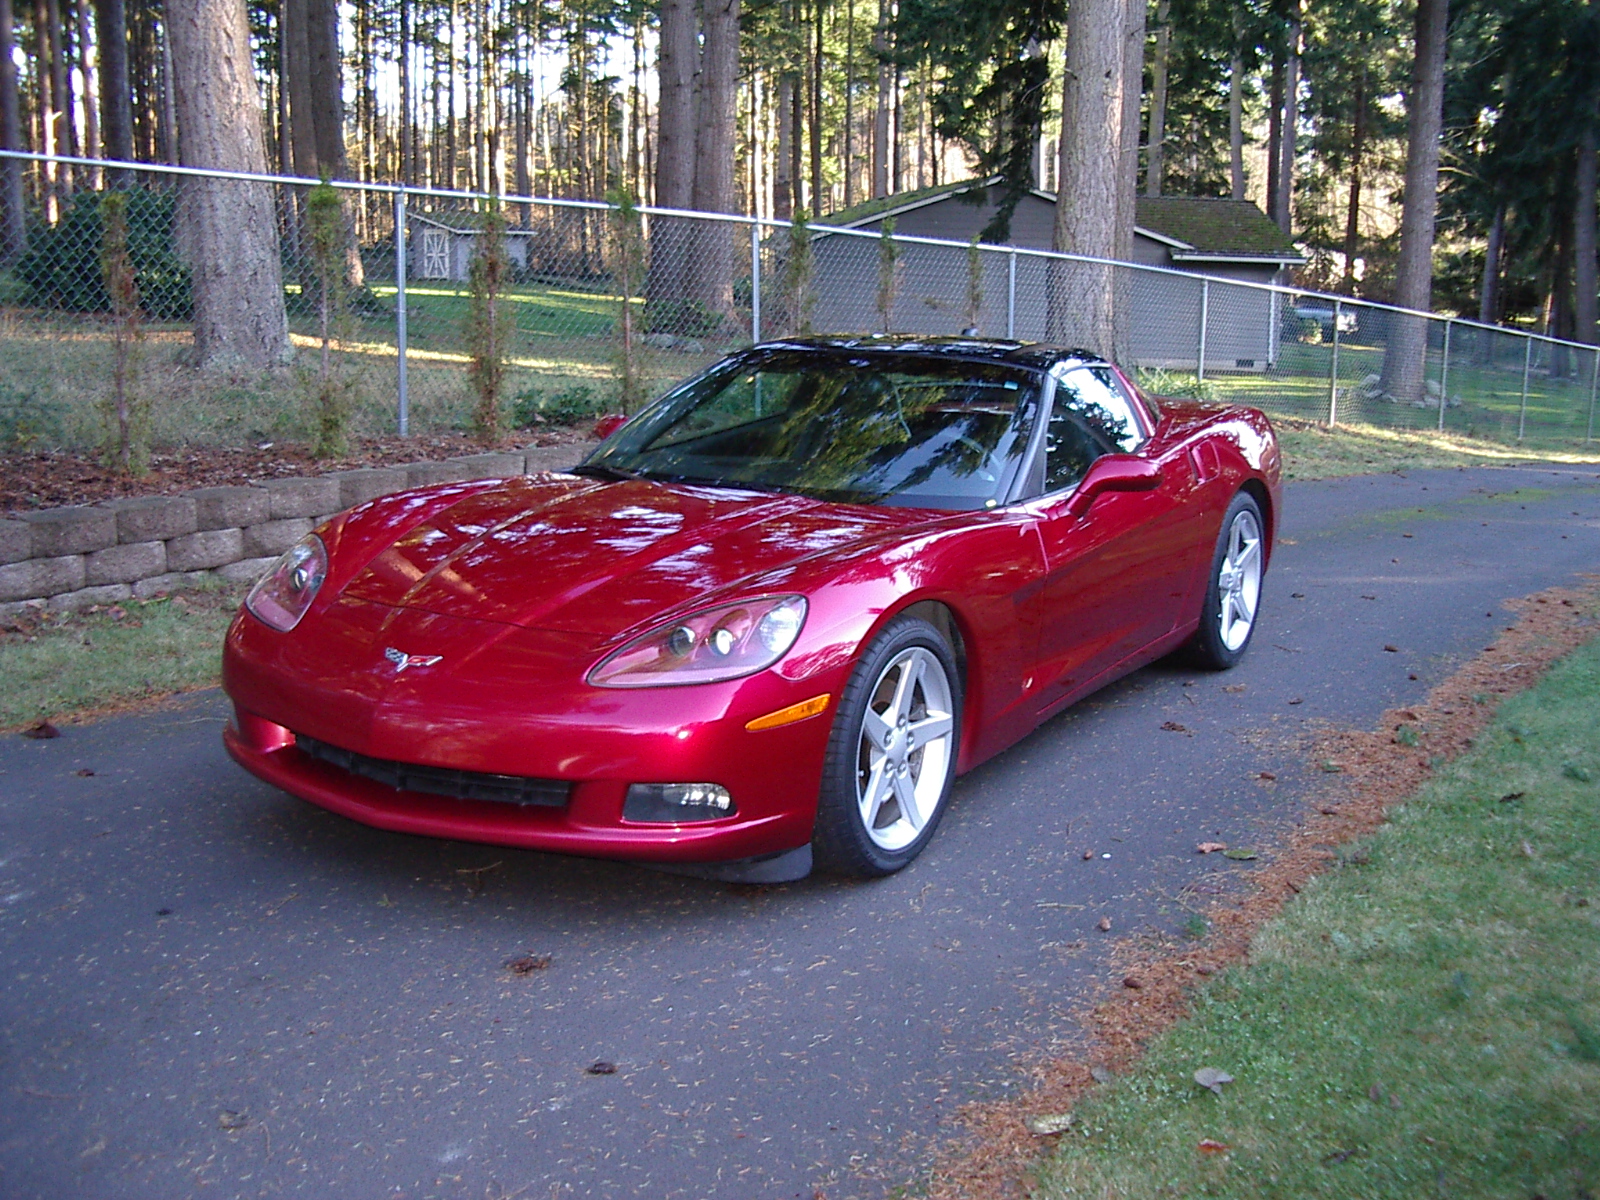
[341,473,929,637]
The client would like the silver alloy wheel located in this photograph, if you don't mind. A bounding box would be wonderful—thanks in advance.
[1216,507,1263,652]
[854,646,956,852]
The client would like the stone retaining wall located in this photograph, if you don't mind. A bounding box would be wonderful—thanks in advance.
[0,442,596,615]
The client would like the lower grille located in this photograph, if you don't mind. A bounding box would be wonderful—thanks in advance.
[295,735,570,809]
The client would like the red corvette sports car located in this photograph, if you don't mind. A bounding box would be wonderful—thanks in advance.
[223,337,1280,881]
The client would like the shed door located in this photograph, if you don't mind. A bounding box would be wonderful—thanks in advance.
[421,230,449,279]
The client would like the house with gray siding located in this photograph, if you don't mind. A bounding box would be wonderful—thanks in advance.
[808,180,1304,371]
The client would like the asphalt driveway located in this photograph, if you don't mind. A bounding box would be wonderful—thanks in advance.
[2,463,1598,1200]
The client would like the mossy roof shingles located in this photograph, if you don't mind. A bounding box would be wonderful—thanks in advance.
[1132,197,1299,259]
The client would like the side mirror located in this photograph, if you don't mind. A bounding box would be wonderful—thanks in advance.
[1065,454,1163,519]
[592,412,629,441]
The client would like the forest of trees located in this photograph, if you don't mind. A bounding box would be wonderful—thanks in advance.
[0,0,1595,350]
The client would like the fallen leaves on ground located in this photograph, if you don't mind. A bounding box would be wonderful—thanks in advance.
[1196,842,1228,854]
[585,1061,617,1076]
[1194,1068,1234,1094]
[21,721,59,739]
[506,954,552,975]
[1024,1114,1074,1136]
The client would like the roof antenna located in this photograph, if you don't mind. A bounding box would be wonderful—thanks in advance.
[961,326,979,337]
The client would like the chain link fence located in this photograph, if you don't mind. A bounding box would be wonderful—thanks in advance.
[2,151,1596,457]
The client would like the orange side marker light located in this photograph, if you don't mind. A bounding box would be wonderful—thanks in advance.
[745,693,831,732]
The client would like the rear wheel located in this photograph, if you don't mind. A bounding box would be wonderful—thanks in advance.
[1191,491,1264,670]
[813,616,961,877]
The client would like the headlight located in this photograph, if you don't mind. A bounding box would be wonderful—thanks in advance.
[244,534,328,632]
[588,595,808,688]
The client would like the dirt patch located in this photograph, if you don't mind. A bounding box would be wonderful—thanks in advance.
[915,576,1600,1200]
[0,425,592,514]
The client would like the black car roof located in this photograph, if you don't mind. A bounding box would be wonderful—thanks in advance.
[751,335,1104,373]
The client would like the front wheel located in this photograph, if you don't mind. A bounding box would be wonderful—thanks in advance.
[812,616,962,877]
[1191,491,1265,670]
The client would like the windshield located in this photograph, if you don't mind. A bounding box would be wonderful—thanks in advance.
[586,350,1042,510]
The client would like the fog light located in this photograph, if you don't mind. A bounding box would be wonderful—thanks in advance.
[623,782,735,823]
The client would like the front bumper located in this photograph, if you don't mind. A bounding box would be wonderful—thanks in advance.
[221,600,839,865]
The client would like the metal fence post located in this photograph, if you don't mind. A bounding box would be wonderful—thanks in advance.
[1006,250,1017,340]
[1518,335,1532,442]
[1587,346,1599,445]
[1197,278,1210,383]
[1328,299,1342,427]
[750,222,762,344]
[1437,317,1452,433]
[395,187,409,437]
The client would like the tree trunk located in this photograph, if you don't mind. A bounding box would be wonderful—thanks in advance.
[1379,0,1448,405]
[774,72,794,219]
[791,68,804,211]
[35,0,60,221]
[447,0,458,188]
[75,0,99,175]
[1049,0,1129,355]
[893,62,905,191]
[1266,51,1282,226]
[649,0,697,305]
[1576,122,1597,346]
[691,0,740,317]
[1478,201,1504,329]
[1274,9,1299,234]
[1228,11,1244,200]
[158,11,177,161]
[810,0,824,212]
[1115,0,1145,362]
[873,0,889,199]
[96,0,133,175]
[1549,229,1571,378]
[0,0,24,262]
[282,0,317,177]
[1341,62,1366,289]
[306,0,360,284]
[655,0,696,210]
[47,0,71,184]
[166,0,292,372]
[1144,0,1170,197]
[843,0,854,207]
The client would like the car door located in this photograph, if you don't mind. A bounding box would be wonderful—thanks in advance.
[1024,366,1197,714]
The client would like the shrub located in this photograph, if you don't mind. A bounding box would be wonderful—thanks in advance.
[644,296,720,339]
[0,382,63,451]
[1137,367,1221,402]
[99,191,150,474]
[15,188,191,320]
[512,384,608,428]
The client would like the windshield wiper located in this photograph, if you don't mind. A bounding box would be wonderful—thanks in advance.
[570,462,648,483]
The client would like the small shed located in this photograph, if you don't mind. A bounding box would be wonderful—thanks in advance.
[408,211,552,281]
[808,180,1304,371]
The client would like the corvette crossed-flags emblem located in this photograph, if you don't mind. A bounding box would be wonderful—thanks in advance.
[384,647,443,673]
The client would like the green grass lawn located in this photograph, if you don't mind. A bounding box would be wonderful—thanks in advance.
[1205,339,1599,453]
[0,585,242,730]
[1034,630,1600,1199]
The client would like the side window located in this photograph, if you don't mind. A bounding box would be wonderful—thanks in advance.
[1042,366,1146,493]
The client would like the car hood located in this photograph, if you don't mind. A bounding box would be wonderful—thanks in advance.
[340,473,931,638]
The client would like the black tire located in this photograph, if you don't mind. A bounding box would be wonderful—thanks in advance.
[812,616,963,877]
[1190,491,1266,671]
